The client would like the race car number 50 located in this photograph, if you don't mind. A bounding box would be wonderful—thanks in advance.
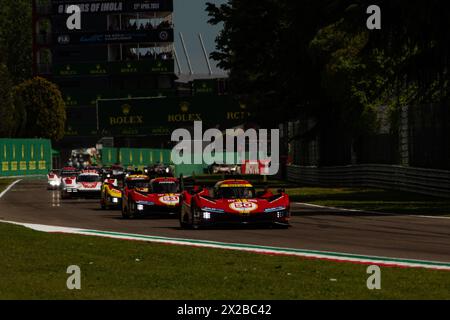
[221,304,271,316]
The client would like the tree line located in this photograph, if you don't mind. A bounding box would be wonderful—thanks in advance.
[206,0,449,164]
[0,0,65,140]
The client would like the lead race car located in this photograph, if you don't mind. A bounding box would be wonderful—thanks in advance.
[121,175,181,219]
[180,179,291,229]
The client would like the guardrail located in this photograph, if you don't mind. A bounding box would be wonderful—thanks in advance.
[287,164,450,198]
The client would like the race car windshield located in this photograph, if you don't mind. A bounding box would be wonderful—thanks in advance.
[61,171,78,177]
[77,175,101,182]
[127,180,150,189]
[216,187,256,199]
[152,181,179,193]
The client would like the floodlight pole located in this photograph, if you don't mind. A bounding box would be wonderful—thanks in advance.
[179,32,193,75]
[198,33,213,76]
[173,48,183,75]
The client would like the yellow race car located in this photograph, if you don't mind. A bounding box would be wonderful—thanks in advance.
[100,176,123,210]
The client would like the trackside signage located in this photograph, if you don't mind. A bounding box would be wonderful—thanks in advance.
[0,139,52,177]
[52,0,174,14]
[97,96,251,136]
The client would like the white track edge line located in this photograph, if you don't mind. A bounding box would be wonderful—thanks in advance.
[0,179,22,199]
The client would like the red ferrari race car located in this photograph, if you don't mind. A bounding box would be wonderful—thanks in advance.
[180,179,291,229]
[121,175,181,219]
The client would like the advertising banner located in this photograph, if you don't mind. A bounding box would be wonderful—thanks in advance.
[52,0,173,14]
[53,60,174,77]
[0,139,52,177]
[54,30,173,45]
[96,96,251,136]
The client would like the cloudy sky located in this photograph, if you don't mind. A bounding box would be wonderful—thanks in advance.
[173,0,227,76]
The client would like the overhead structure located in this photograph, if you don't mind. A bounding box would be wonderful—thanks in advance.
[198,33,213,76]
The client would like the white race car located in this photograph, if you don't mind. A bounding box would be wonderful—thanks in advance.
[47,170,62,190]
[62,171,102,199]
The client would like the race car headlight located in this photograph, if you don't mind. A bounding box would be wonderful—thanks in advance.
[202,211,211,220]
[201,207,225,214]
[50,181,60,186]
[264,206,286,213]
[112,198,119,203]
[136,201,154,206]
[275,210,289,219]
[137,204,144,211]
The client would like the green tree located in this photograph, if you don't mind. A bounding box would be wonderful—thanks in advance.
[0,64,15,137]
[207,0,450,165]
[0,0,32,84]
[13,77,66,140]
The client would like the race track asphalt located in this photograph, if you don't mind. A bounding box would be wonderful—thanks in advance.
[1,179,449,263]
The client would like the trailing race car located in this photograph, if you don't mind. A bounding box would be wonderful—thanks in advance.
[47,169,62,190]
[62,171,102,199]
[122,175,181,219]
[60,166,79,195]
[100,173,124,210]
[180,179,290,229]
[206,163,241,175]
[144,164,174,178]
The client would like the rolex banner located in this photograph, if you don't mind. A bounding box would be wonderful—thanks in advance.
[97,96,251,136]
[54,60,174,77]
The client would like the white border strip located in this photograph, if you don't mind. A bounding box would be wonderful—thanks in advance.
[0,179,22,199]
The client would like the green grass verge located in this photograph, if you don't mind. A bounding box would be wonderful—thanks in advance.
[0,179,16,192]
[287,187,450,216]
[0,223,448,299]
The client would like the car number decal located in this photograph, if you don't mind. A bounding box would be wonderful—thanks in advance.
[159,195,179,206]
[229,200,258,213]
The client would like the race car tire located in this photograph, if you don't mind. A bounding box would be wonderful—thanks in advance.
[190,204,201,230]
[121,201,130,219]
[128,200,136,219]
[100,199,106,210]
[179,210,190,229]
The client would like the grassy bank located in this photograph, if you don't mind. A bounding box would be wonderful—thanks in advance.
[0,179,16,192]
[0,223,448,299]
[286,187,450,216]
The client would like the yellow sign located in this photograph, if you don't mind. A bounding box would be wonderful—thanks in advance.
[20,161,27,171]
[29,161,36,170]
[38,160,46,170]
[2,162,8,171]
[11,161,17,171]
